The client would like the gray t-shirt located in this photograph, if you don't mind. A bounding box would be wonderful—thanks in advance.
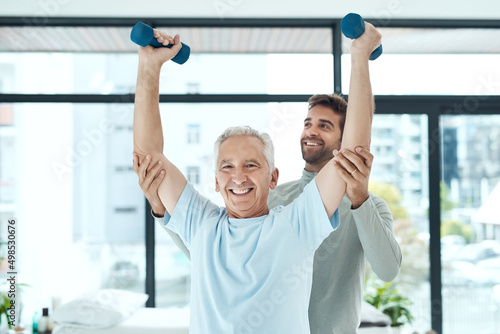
[269,169,401,334]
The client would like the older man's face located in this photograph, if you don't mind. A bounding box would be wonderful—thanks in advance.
[215,135,278,219]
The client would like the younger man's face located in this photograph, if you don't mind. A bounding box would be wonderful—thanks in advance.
[301,105,342,171]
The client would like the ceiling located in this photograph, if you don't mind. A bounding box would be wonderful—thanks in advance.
[1,26,500,54]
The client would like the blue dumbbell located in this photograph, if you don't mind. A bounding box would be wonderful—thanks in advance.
[130,22,191,65]
[341,13,382,61]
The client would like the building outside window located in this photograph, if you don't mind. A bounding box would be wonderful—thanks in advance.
[186,124,201,144]
[186,166,200,185]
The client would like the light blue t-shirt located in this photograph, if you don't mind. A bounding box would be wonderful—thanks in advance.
[164,179,339,334]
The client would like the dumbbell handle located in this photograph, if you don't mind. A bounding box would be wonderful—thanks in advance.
[130,22,191,65]
[340,13,382,61]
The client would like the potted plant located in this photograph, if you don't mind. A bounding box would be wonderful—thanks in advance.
[0,294,12,333]
[364,275,414,333]
[0,245,27,333]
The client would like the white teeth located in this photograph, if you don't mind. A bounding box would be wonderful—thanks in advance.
[232,188,251,194]
[306,142,320,146]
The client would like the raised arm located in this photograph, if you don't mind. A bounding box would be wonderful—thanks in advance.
[133,30,187,215]
[315,21,381,217]
[133,153,191,259]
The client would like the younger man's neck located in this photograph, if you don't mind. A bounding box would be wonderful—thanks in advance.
[304,161,328,174]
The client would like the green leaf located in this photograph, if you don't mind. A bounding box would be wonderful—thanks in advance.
[363,275,414,326]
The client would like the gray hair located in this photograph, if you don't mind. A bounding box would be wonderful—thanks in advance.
[213,126,275,174]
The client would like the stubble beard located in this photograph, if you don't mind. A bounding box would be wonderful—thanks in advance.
[301,140,341,167]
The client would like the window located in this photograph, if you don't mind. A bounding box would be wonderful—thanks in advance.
[186,166,200,185]
[368,114,431,331]
[0,103,147,322]
[342,26,500,333]
[0,27,333,95]
[342,27,500,96]
[186,124,201,144]
[2,18,500,333]
[441,115,500,334]
[0,130,15,203]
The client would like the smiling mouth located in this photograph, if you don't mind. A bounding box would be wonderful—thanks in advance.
[231,188,253,195]
[304,142,322,146]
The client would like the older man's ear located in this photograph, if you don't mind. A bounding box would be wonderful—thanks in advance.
[269,167,279,190]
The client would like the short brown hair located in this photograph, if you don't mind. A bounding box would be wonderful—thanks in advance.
[307,93,347,137]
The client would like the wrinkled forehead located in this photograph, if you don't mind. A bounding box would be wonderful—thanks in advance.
[217,135,267,164]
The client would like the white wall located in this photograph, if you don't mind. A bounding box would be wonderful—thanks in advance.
[1,0,500,20]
